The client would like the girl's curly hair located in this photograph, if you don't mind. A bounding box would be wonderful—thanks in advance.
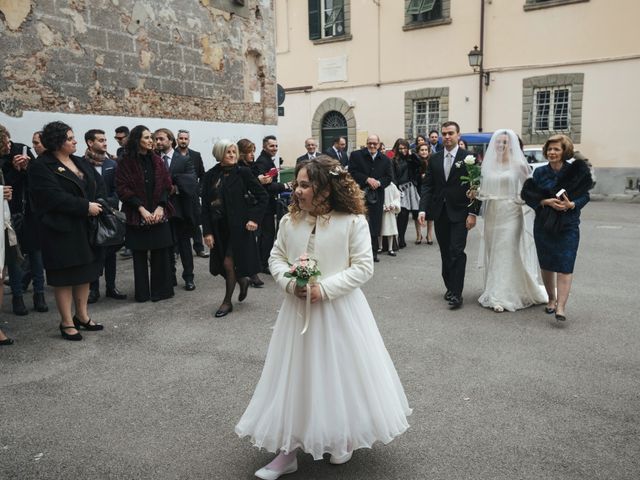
[289,155,366,218]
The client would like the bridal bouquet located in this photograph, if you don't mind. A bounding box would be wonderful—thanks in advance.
[459,155,481,207]
[285,253,321,334]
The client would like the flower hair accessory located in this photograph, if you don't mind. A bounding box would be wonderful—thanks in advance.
[329,165,346,176]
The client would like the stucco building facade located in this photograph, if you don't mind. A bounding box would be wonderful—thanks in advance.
[0,0,277,167]
[275,0,640,194]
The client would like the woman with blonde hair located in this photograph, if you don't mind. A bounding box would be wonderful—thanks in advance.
[201,140,268,317]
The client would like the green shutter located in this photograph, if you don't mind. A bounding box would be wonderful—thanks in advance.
[407,0,437,15]
[309,0,321,40]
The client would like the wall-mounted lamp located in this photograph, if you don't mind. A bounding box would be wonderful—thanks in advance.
[467,46,490,87]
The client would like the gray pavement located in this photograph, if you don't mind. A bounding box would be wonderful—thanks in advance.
[1,201,639,480]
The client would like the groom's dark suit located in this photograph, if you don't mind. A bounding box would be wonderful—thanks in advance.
[419,147,480,299]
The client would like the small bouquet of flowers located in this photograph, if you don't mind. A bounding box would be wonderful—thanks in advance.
[284,253,321,334]
[459,155,481,207]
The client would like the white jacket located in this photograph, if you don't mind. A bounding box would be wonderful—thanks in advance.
[269,211,374,301]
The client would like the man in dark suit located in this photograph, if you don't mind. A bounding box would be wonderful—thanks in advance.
[323,136,348,166]
[176,129,208,259]
[428,129,442,154]
[114,126,129,160]
[154,128,197,291]
[296,138,319,164]
[348,134,393,263]
[84,129,127,303]
[254,135,291,273]
[418,121,480,309]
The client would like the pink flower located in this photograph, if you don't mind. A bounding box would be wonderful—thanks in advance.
[289,265,297,274]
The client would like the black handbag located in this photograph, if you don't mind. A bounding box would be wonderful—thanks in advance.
[91,199,126,247]
[363,187,378,205]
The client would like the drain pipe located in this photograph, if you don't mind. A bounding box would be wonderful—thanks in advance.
[478,0,486,132]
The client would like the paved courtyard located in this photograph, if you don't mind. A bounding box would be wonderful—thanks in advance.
[1,201,639,480]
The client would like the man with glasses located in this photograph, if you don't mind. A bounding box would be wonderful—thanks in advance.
[114,126,134,259]
[347,134,392,263]
[176,129,208,258]
[114,126,129,159]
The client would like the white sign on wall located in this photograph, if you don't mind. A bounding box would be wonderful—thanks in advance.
[318,55,348,83]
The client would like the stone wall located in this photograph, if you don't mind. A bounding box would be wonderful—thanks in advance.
[0,0,276,125]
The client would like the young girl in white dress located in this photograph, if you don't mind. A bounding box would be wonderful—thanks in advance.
[235,156,412,479]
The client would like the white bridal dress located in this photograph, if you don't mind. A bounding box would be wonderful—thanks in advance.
[235,212,411,460]
[478,130,547,312]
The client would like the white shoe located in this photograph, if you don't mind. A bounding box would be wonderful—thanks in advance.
[255,458,298,479]
[329,451,353,465]
[493,305,504,312]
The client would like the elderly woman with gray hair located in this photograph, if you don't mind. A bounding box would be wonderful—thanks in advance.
[201,140,268,317]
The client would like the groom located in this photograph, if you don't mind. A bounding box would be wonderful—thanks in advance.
[418,121,480,309]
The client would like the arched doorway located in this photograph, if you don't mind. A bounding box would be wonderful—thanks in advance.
[311,97,356,154]
[321,111,347,152]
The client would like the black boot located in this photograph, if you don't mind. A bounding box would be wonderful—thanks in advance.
[12,296,28,316]
[33,292,49,312]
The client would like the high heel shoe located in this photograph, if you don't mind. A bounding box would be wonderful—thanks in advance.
[415,236,422,245]
[73,315,104,331]
[59,324,82,341]
[0,337,14,346]
[238,278,249,302]
[214,303,233,317]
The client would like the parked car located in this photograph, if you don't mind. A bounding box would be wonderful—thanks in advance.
[523,147,547,171]
[460,132,493,162]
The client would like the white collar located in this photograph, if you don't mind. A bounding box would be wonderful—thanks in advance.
[444,145,459,158]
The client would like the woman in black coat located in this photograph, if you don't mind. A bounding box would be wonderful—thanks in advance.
[201,139,268,317]
[116,125,175,303]
[28,121,105,341]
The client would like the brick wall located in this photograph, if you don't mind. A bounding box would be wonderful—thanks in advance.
[0,0,276,125]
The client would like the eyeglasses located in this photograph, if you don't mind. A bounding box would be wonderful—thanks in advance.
[114,135,127,141]
[367,142,379,146]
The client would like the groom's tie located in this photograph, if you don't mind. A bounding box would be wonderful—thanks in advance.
[444,152,453,181]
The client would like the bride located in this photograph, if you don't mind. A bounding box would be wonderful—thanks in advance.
[477,130,547,312]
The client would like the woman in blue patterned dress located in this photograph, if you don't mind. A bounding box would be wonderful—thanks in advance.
[521,135,593,322]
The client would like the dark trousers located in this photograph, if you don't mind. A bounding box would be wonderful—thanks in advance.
[434,209,469,296]
[171,220,194,282]
[192,225,205,253]
[397,208,411,245]
[132,248,174,302]
[258,212,276,269]
[90,246,117,292]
